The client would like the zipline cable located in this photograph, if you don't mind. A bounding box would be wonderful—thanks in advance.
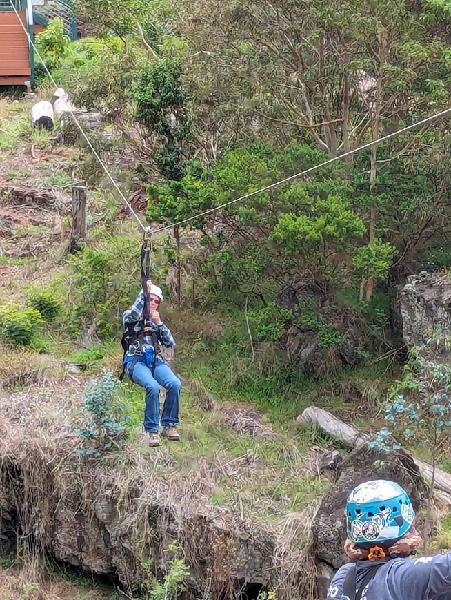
[9,0,147,233]
[152,106,451,234]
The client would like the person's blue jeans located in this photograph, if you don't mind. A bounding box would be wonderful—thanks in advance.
[127,355,181,433]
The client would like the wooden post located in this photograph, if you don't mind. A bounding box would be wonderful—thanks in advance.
[69,185,87,253]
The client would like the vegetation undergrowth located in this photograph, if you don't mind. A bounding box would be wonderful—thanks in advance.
[176,313,397,427]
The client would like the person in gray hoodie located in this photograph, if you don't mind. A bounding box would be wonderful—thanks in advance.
[326,480,451,600]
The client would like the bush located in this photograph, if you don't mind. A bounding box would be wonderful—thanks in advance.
[141,549,190,600]
[51,36,143,115]
[66,235,152,338]
[0,305,43,346]
[26,289,61,322]
[65,347,105,367]
[35,18,70,79]
[77,370,127,456]
[248,303,292,342]
[318,325,343,348]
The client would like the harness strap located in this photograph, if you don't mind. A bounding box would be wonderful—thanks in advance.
[342,560,388,600]
[120,326,162,381]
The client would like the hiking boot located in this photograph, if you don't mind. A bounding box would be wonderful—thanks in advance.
[143,432,161,447]
[161,426,180,441]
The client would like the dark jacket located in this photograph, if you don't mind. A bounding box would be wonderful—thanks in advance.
[327,553,451,600]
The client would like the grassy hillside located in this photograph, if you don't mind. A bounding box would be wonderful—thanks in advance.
[0,91,448,600]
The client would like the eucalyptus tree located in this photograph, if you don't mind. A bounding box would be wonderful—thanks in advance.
[178,0,450,298]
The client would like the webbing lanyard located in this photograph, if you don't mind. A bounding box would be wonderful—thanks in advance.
[342,560,388,600]
[141,230,152,323]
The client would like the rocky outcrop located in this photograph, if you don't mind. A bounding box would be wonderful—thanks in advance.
[0,445,301,598]
[279,281,365,376]
[400,271,451,350]
[0,398,314,600]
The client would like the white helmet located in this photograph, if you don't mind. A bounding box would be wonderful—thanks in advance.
[147,284,163,302]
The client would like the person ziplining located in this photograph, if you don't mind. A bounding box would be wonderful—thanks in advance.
[120,232,182,447]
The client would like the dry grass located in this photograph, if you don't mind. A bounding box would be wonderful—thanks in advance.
[0,346,66,391]
[0,563,112,600]
[0,368,323,599]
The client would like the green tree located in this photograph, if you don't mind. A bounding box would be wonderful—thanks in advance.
[176,0,449,300]
[353,240,396,300]
[148,144,370,349]
[75,0,174,51]
[134,58,190,180]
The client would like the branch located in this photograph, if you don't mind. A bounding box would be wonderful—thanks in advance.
[259,112,342,129]
[376,128,426,164]
[136,22,159,59]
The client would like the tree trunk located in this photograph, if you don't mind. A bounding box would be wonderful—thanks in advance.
[359,277,366,302]
[319,34,338,157]
[364,32,388,302]
[342,72,352,169]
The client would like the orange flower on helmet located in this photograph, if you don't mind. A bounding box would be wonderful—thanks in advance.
[368,546,386,561]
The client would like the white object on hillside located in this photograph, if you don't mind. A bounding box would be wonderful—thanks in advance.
[31,100,54,130]
[52,88,76,120]
[52,88,69,104]
[54,97,74,118]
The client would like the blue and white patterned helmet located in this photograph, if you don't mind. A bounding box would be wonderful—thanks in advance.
[346,480,415,545]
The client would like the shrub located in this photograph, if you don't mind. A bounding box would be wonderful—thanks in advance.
[0,305,43,346]
[35,18,70,77]
[134,58,190,179]
[51,36,143,115]
[26,289,61,322]
[369,350,451,461]
[248,303,292,342]
[77,370,127,456]
[66,235,150,338]
[353,239,396,281]
[65,347,105,367]
[141,549,190,600]
[318,325,343,348]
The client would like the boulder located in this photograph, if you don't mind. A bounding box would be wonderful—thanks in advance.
[400,271,451,350]
[279,281,366,375]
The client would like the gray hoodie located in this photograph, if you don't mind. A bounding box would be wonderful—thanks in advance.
[327,553,451,600]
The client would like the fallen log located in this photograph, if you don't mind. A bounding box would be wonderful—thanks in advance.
[298,405,451,500]
[299,405,368,449]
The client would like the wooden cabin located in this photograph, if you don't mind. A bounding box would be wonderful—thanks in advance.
[0,0,77,88]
